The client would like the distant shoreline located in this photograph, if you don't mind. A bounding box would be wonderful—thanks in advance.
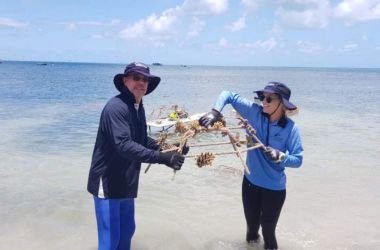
[1,59,379,70]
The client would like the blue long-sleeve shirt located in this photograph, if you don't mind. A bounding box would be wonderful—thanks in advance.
[214,91,303,190]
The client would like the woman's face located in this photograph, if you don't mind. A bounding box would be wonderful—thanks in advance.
[261,92,283,114]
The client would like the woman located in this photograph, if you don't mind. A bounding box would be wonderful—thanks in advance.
[199,82,303,250]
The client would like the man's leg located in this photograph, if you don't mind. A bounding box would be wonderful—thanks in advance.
[118,198,135,250]
[242,176,261,242]
[94,196,121,250]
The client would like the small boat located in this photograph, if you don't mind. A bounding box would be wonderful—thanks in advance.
[147,113,205,133]
[152,62,162,66]
[36,62,48,66]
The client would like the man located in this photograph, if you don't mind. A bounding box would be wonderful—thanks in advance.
[87,62,187,250]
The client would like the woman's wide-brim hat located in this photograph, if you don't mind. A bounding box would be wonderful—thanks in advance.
[113,62,161,95]
[254,81,297,110]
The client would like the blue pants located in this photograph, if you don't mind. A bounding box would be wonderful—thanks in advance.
[94,196,136,250]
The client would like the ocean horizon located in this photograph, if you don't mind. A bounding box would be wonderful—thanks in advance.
[2,59,380,70]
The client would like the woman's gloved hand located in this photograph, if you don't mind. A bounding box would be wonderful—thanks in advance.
[198,109,223,127]
[173,142,190,155]
[263,146,285,163]
[158,151,185,170]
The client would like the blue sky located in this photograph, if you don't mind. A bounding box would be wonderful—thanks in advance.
[1,0,379,67]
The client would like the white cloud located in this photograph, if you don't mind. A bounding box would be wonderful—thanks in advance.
[202,0,228,14]
[202,37,228,50]
[66,23,77,30]
[240,0,379,31]
[120,20,146,40]
[110,19,121,26]
[270,23,283,33]
[227,14,246,32]
[183,0,228,15]
[334,0,380,23]
[119,0,229,43]
[146,9,178,33]
[251,38,277,52]
[91,34,104,39]
[65,20,121,31]
[341,42,358,51]
[120,6,181,42]
[204,37,277,52]
[118,0,229,43]
[187,17,205,37]
[0,17,27,28]
[275,0,331,29]
[219,37,228,47]
[77,21,103,26]
[297,40,322,52]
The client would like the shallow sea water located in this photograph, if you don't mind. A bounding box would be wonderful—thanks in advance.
[0,62,379,249]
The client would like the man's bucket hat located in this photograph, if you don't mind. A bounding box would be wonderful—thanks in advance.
[113,62,161,95]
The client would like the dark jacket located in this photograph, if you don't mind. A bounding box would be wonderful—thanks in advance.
[87,86,160,199]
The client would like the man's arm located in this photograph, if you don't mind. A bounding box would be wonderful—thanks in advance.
[147,136,160,150]
[102,104,160,163]
[101,104,185,170]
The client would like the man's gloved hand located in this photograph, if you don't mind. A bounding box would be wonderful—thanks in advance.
[173,142,190,155]
[158,151,185,170]
[263,146,285,163]
[198,109,223,128]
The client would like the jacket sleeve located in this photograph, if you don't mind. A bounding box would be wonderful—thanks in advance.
[213,90,260,119]
[280,124,303,168]
[102,104,160,163]
[147,136,160,150]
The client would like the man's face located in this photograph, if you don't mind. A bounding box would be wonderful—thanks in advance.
[123,73,149,101]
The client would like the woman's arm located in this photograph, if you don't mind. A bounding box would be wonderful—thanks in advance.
[214,90,260,119]
[281,125,303,168]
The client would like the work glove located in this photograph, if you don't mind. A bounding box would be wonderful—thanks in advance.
[158,151,185,170]
[198,109,223,128]
[263,146,285,163]
[173,142,190,155]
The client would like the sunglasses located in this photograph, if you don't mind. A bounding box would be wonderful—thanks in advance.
[129,74,149,83]
[258,95,280,103]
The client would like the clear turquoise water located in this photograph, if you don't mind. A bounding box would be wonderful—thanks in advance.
[1,61,380,249]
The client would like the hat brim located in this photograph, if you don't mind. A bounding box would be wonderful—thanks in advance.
[282,98,297,110]
[254,90,297,110]
[113,72,161,95]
